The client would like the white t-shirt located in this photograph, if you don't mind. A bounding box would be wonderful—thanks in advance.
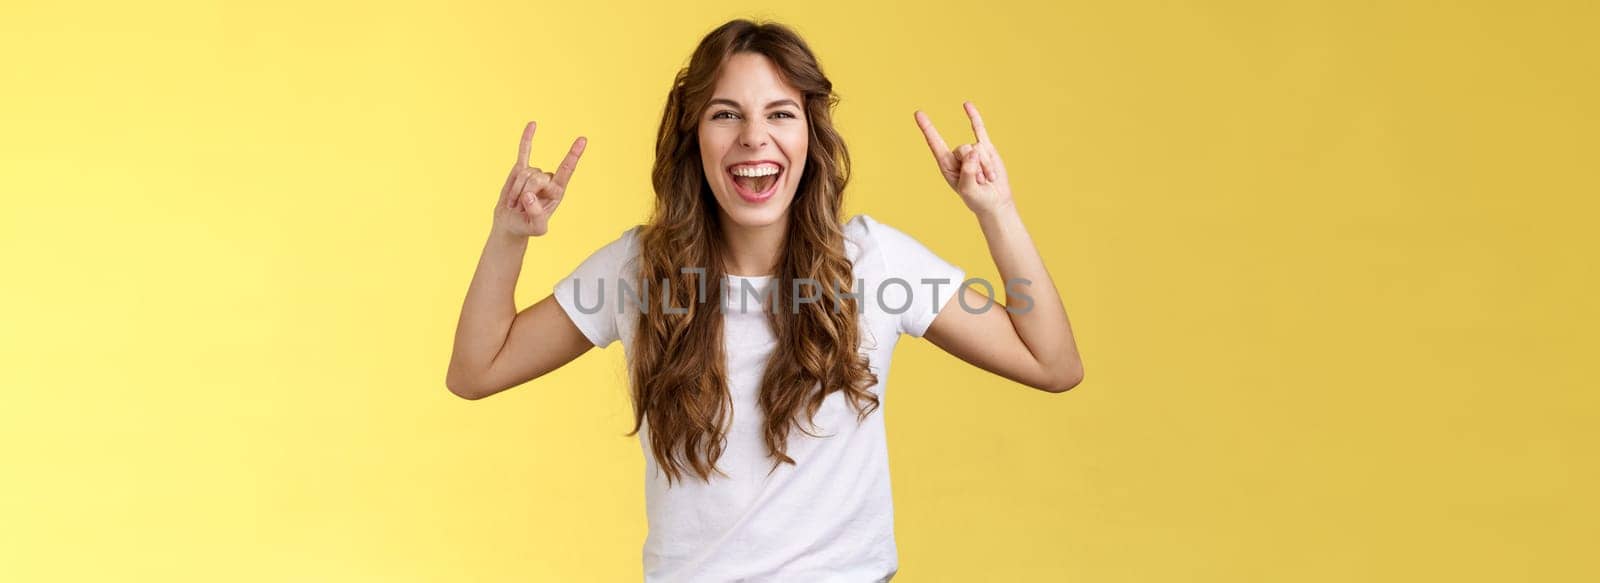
[553,213,965,582]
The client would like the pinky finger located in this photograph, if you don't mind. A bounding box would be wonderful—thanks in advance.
[499,174,517,209]
[980,146,998,182]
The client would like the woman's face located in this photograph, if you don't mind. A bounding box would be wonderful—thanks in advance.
[698,52,809,230]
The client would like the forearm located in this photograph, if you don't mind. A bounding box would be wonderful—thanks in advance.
[447,231,530,389]
[974,201,1083,382]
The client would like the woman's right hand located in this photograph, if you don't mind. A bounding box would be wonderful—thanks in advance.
[494,121,587,239]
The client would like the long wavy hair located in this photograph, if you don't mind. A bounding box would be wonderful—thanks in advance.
[626,19,878,486]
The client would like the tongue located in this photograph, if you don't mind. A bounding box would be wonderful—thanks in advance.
[735,174,776,194]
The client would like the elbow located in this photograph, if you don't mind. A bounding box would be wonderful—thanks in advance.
[1043,363,1084,394]
[445,371,488,401]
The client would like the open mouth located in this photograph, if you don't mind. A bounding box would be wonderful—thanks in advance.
[727,162,783,202]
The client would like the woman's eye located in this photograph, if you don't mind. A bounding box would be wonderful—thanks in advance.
[711,111,796,120]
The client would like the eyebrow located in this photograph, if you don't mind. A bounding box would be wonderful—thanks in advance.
[706,98,801,111]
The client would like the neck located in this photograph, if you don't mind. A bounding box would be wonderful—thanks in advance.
[719,212,788,277]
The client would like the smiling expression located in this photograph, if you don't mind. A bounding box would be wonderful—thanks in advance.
[698,52,810,230]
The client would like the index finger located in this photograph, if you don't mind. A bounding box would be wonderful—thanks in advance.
[516,121,537,167]
[964,101,991,145]
[914,110,953,168]
[552,136,587,188]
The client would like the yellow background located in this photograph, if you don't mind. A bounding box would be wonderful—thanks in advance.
[3,0,1595,580]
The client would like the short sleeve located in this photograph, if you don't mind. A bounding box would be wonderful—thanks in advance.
[552,226,639,348]
[857,215,967,337]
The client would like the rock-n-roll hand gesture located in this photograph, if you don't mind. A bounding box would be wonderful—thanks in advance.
[914,101,1013,216]
[495,121,587,238]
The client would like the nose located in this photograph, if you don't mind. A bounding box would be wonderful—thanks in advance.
[738,122,768,149]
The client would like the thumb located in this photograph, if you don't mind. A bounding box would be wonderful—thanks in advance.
[521,192,542,216]
[957,148,981,191]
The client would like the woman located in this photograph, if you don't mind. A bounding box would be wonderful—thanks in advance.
[446,18,1083,582]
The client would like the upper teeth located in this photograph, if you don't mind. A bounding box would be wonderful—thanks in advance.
[731,164,780,177]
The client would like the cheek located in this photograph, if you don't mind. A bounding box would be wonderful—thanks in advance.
[786,138,809,178]
[698,137,720,174]
[700,132,734,163]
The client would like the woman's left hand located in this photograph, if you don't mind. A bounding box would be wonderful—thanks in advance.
[914,101,1013,216]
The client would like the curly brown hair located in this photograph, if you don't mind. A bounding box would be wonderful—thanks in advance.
[626,19,879,487]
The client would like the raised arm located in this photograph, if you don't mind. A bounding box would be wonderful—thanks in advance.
[913,102,1085,393]
[445,121,595,400]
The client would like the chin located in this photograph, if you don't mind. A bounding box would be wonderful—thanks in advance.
[713,187,797,229]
